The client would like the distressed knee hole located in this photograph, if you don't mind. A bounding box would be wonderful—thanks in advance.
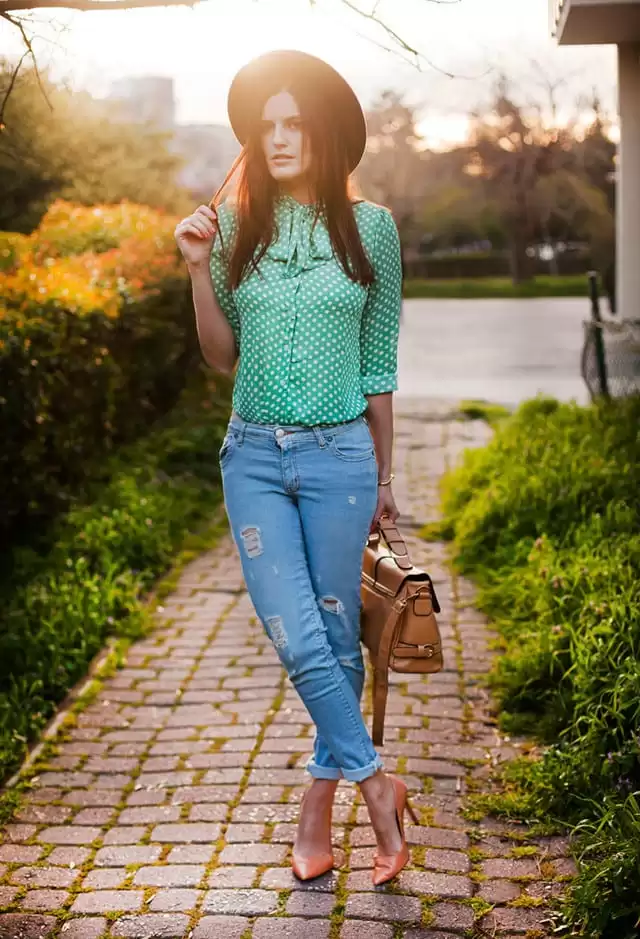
[240,525,263,558]
[320,596,345,615]
[266,615,287,650]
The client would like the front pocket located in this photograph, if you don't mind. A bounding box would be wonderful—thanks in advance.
[330,429,376,462]
[218,431,238,465]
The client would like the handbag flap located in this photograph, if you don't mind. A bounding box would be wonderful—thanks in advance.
[362,538,441,613]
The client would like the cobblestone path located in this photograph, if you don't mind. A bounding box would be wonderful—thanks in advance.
[0,402,576,938]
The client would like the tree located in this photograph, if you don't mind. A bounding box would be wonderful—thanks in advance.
[0,64,189,231]
[420,180,504,252]
[460,77,572,283]
[357,90,428,253]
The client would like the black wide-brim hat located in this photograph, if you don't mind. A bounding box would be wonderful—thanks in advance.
[227,49,367,173]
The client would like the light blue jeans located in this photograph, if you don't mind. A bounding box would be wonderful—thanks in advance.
[219,410,384,783]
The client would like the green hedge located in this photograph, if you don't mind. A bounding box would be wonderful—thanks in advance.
[403,274,591,299]
[0,370,231,784]
[431,396,640,939]
[0,279,198,546]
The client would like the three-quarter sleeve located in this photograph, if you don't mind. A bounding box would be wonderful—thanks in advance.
[209,202,241,347]
[359,207,402,396]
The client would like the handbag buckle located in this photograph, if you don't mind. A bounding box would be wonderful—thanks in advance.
[419,644,435,657]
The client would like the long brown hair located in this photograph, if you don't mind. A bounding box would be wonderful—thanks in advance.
[210,77,374,291]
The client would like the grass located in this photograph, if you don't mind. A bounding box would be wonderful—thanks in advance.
[0,367,232,785]
[403,274,591,299]
[456,399,512,426]
[427,394,640,939]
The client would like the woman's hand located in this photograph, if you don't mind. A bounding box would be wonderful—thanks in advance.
[370,484,400,534]
[174,205,218,269]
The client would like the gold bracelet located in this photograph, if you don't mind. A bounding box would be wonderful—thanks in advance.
[378,473,395,487]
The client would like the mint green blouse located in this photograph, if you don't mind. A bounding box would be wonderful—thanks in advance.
[209,194,402,426]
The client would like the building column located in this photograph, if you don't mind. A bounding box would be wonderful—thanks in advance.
[617,43,640,318]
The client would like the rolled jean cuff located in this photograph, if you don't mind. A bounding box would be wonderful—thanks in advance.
[342,754,384,783]
[305,759,342,781]
[306,754,383,783]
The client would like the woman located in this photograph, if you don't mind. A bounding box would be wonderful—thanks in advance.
[174,49,414,886]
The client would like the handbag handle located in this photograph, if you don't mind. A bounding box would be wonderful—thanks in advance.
[369,517,413,571]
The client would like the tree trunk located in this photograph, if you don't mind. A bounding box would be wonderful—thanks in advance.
[508,228,532,285]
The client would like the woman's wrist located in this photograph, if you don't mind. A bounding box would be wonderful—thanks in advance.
[187,259,211,277]
[378,472,395,487]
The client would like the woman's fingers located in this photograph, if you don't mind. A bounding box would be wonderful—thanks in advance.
[174,205,218,242]
[177,217,214,239]
[177,223,205,240]
[187,215,214,237]
[195,204,217,223]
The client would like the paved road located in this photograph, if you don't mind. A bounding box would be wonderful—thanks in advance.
[398,297,590,406]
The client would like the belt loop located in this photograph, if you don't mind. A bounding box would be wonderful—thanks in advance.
[312,424,326,448]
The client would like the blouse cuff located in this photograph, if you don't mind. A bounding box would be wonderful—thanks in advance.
[361,373,398,396]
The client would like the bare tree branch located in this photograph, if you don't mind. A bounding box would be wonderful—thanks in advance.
[339,0,461,77]
[1,10,53,127]
[0,0,465,121]
[0,45,28,128]
[1,0,195,9]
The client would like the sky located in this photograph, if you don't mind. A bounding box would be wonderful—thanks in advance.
[2,0,618,147]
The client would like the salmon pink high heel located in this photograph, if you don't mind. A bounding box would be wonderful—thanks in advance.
[291,850,334,881]
[291,789,335,881]
[372,775,419,886]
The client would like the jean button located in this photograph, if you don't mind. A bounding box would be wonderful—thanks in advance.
[275,428,285,439]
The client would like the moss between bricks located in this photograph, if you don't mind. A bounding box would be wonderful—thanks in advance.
[0,568,235,937]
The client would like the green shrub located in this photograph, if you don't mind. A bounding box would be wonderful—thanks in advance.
[0,282,197,547]
[0,370,232,783]
[403,274,590,299]
[436,395,640,939]
[0,232,28,272]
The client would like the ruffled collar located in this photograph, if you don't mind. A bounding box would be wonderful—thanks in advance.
[266,194,334,273]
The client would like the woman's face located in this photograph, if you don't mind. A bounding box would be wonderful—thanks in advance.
[260,90,312,183]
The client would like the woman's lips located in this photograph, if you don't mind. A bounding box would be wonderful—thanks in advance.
[272,155,293,162]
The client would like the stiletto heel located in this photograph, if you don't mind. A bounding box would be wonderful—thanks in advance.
[372,775,417,886]
[406,797,419,826]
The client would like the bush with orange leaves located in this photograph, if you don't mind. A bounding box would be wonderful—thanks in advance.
[2,200,185,318]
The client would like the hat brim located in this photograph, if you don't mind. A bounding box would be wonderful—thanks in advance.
[227,49,366,174]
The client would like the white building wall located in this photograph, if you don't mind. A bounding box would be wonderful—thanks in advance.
[617,43,640,317]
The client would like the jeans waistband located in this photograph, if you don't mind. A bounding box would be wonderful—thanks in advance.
[229,410,367,444]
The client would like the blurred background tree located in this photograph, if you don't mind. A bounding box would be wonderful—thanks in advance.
[357,73,616,286]
[0,63,190,232]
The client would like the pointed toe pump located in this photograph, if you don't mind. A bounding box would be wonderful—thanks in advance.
[291,850,335,881]
[372,775,419,886]
[291,788,335,881]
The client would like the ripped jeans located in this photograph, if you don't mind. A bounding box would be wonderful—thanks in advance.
[219,410,384,783]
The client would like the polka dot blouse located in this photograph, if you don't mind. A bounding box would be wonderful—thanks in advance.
[209,193,402,426]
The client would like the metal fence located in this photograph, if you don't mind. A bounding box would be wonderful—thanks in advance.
[581,272,640,399]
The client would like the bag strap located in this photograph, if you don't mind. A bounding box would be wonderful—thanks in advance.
[370,518,413,571]
[371,597,406,746]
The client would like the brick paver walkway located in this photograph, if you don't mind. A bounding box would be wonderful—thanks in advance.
[0,401,576,938]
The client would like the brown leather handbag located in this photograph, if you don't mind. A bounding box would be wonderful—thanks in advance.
[360,519,443,746]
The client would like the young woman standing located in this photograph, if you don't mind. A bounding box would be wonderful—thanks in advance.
[174,50,413,886]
